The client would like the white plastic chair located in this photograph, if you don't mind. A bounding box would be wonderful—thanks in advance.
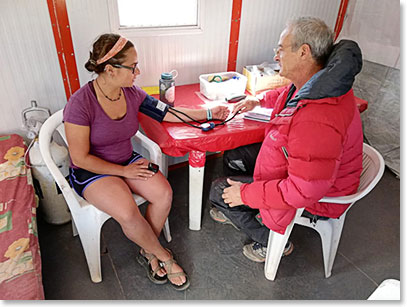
[39,109,172,283]
[264,143,385,280]
[367,279,400,300]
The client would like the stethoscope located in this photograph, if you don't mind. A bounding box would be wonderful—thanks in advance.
[167,95,246,132]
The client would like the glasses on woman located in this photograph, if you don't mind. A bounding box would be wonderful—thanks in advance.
[112,62,138,74]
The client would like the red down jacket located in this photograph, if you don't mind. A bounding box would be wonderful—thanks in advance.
[240,40,364,234]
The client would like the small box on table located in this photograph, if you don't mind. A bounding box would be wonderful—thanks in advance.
[243,63,291,96]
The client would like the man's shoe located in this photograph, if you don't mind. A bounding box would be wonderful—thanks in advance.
[242,241,294,263]
[209,207,239,230]
[242,242,267,262]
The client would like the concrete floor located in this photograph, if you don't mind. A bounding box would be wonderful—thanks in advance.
[37,155,400,300]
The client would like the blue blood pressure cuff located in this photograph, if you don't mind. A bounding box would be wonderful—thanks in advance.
[139,95,169,122]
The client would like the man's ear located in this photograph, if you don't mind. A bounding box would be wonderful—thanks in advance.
[300,43,312,59]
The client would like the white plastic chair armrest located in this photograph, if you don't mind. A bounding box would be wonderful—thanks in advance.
[319,195,358,204]
[133,131,163,168]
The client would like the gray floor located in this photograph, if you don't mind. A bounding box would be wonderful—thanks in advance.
[37,156,400,300]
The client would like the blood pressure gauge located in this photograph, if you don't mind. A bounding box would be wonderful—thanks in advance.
[200,122,215,132]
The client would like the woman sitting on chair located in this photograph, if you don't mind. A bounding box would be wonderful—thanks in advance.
[63,33,229,291]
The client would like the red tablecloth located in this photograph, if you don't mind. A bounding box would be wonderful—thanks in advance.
[139,84,267,167]
[138,84,368,167]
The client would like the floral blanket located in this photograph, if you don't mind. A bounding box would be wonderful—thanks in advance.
[0,134,44,300]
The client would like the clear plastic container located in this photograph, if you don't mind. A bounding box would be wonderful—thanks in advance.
[199,72,247,100]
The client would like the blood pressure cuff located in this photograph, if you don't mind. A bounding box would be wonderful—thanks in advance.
[139,95,169,122]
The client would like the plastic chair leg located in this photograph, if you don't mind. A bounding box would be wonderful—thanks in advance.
[163,218,172,242]
[264,230,289,280]
[80,231,103,283]
[315,220,334,278]
[264,209,303,281]
[73,215,104,283]
[315,216,346,278]
[325,217,346,278]
[72,219,79,237]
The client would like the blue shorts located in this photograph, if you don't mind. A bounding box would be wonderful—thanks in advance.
[69,152,143,197]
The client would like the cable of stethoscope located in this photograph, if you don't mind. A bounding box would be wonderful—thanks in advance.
[167,109,206,129]
[214,111,239,126]
[167,107,240,132]
[168,107,207,125]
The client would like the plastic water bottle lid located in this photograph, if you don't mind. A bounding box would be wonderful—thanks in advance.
[161,72,173,80]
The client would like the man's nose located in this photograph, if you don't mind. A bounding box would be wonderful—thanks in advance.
[274,54,280,62]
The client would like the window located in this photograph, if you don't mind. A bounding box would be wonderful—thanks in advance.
[109,0,202,35]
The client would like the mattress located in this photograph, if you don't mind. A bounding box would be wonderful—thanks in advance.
[0,134,44,300]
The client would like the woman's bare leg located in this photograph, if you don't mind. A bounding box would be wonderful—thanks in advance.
[83,175,186,286]
[125,162,172,237]
[125,161,187,286]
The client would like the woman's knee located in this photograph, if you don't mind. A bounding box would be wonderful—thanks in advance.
[116,205,143,227]
[126,173,172,207]
[151,178,173,210]
[160,182,172,207]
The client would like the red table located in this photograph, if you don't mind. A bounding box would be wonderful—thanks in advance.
[139,84,368,231]
[139,84,267,230]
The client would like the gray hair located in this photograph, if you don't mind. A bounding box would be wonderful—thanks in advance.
[287,17,334,66]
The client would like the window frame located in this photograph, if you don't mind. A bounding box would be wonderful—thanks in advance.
[107,0,204,37]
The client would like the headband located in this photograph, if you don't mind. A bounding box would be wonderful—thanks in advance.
[96,36,128,65]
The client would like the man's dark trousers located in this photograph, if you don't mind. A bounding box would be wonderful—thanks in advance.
[210,143,270,246]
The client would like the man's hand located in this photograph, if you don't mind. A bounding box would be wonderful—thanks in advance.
[222,178,244,207]
[232,96,260,115]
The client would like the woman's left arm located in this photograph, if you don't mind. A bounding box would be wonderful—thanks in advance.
[163,105,230,122]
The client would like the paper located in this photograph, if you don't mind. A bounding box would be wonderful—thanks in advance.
[243,106,273,122]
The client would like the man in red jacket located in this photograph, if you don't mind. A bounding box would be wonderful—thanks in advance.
[209,17,363,262]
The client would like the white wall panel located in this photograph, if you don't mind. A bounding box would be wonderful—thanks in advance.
[236,0,341,73]
[337,0,400,69]
[0,0,66,136]
[65,0,113,86]
[66,0,233,87]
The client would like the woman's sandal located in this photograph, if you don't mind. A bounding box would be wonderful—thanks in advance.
[136,250,167,285]
[162,250,190,291]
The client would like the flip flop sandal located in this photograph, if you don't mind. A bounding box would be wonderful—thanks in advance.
[162,255,190,291]
[137,251,167,285]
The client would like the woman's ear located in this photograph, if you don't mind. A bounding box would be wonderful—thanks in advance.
[104,64,114,76]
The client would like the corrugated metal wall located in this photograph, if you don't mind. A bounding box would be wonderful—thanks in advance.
[67,0,341,87]
[237,0,341,72]
[66,0,233,87]
[0,0,66,136]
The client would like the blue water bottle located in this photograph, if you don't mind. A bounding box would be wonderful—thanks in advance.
[159,70,178,107]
